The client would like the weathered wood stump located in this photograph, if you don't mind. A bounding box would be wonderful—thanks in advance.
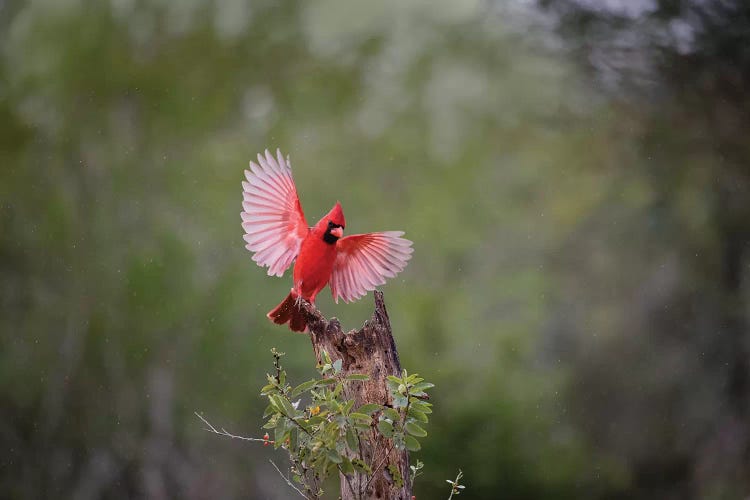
[299,291,411,500]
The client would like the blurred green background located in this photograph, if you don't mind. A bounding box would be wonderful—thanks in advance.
[2,0,749,498]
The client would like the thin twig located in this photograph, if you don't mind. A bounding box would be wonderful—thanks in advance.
[269,459,308,499]
[447,469,465,500]
[194,412,269,443]
[363,441,394,494]
[356,431,365,496]
[337,464,359,500]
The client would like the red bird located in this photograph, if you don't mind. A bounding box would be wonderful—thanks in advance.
[241,149,413,332]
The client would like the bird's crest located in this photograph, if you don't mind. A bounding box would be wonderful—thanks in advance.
[323,201,346,228]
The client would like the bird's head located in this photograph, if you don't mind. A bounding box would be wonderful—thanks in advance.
[320,202,345,244]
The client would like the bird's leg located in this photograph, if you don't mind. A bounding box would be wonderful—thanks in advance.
[293,282,304,308]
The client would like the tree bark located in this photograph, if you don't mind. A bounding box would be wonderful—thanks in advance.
[299,291,411,500]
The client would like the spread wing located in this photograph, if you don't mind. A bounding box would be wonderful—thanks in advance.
[241,149,309,277]
[330,232,413,303]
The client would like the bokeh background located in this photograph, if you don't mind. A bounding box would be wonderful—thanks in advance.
[2,0,749,498]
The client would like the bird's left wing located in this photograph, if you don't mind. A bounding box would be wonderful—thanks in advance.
[330,232,413,303]
[242,149,309,277]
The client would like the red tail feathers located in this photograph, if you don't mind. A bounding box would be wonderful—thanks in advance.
[266,290,307,333]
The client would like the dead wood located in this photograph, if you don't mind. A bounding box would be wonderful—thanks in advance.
[299,291,411,500]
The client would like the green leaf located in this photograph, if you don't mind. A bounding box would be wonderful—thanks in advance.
[305,415,325,426]
[349,412,372,422]
[267,394,282,413]
[357,403,381,415]
[353,422,371,432]
[345,427,358,450]
[326,448,342,464]
[273,394,297,417]
[274,419,288,449]
[291,379,318,397]
[405,421,427,437]
[407,408,429,423]
[410,400,433,414]
[386,375,402,384]
[293,417,313,435]
[405,435,421,451]
[345,374,369,381]
[332,359,342,373]
[260,384,275,395]
[325,461,338,476]
[383,407,400,422]
[377,419,394,438]
[328,399,341,413]
[262,404,275,418]
[343,399,355,414]
[340,456,354,474]
[392,393,408,408]
[412,382,434,392]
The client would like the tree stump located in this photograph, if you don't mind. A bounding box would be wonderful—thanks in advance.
[299,291,411,500]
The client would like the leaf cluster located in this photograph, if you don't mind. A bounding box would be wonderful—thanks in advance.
[259,349,434,499]
[378,370,434,452]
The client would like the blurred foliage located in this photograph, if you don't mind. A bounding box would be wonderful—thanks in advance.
[1,0,748,499]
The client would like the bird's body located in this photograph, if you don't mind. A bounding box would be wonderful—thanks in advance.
[293,221,339,303]
[241,149,413,332]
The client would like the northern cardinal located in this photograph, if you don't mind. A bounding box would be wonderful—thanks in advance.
[241,149,413,332]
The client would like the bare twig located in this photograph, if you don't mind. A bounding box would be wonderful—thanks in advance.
[269,459,308,499]
[447,469,465,500]
[197,412,315,498]
[356,432,365,496]
[194,412,269,443]
[338,464,359,500]
[362,441,394,494]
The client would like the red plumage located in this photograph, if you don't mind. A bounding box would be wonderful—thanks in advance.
[241,149,413,332]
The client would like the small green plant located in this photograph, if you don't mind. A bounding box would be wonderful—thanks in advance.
[409,459,424,491]
[258,348,434,499]
[446,469,466,499]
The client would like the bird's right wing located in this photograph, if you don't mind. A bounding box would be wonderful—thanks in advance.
[330,231,413,303]
[241,149,309,277]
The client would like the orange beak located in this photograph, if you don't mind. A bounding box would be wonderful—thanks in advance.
[331,227,343,238]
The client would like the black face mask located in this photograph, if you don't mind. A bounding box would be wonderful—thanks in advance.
[323,220,343,244]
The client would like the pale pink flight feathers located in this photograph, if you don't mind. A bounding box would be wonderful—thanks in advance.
[241,149,413,303]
